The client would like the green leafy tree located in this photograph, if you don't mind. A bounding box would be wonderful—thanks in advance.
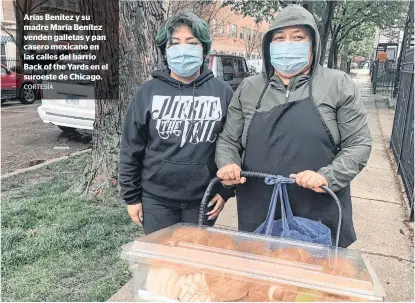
[223,0,408,68]
[348,22,377,59]
[224,0,339,65]
[327,0,408,68]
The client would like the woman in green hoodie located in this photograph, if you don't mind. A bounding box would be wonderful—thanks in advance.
[215,5,372,247]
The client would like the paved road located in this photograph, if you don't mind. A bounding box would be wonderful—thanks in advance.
[1,100,92,175]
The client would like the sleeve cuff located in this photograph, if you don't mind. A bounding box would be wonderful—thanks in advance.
[317,167,335,192]
[121,194,142,205]
[216,185,235,202]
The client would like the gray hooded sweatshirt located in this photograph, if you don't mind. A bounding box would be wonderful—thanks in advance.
[215,5,372,192]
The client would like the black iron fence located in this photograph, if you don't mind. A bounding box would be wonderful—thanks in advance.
[390,48,414,219]
[370,59,398,96]
[1,57,22,72]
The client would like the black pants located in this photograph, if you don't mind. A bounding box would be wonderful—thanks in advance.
[141,195,215,235]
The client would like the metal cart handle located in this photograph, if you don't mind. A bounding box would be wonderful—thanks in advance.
[198,171,342,249]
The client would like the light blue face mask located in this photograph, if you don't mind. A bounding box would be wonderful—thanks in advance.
[166,44,203,77]
[270,41,311,75]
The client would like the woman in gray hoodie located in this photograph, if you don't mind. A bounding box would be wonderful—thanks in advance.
[215,5,372,247]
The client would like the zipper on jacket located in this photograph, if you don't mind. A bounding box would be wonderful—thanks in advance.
[285,89,290,101]
[285,76,299,103]
[285,81,293,102]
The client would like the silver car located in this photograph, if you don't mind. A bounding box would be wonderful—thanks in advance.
[205,54,249,91]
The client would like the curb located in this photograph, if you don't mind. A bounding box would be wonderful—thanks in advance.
[1,149,92,180]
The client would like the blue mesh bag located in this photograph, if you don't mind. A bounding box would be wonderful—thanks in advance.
[254,176,332,246]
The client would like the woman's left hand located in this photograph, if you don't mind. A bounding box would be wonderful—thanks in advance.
[206,194,225,220]
[290,170,328,193]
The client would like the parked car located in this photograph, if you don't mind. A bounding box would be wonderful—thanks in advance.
[37,60,95,133]
[205,54,249,91]
[1,64,37,104]
[246,59,263,75]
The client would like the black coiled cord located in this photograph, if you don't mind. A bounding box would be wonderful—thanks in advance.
[197,171,342,249]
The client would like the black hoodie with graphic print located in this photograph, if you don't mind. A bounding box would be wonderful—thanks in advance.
[119,66,235,205]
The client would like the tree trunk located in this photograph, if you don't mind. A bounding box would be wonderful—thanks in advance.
[340,40,350,72]
[327,41,335,68]
[333,42,339,69]
[319,0,337,65]
[79,0,165,199]
[14,0,32,61]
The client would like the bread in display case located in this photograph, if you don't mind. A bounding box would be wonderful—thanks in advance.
[121,224,385,302]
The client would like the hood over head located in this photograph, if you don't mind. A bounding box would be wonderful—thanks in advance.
[151,64,214,89]
[262,5,321,79]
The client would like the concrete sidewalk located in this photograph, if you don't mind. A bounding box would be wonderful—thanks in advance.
[109,70,414,302]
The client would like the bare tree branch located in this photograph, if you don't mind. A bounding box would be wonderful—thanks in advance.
[1,25,16,42]
[339,2,373,29]
[337,14,378,44]
[13,0,25,15]
[241,22,263,59]
[29,0,49,13]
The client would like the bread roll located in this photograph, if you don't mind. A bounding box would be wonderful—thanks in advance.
[328,258,358,278]
[247,282,270,302]
[207,234,238,250]
[166,274,185,299]
[151,227,210,272]
[170,227,211,246]
[271,247,312,263]
[237,294,252,302]
[238,240,268,255]
[146,266,162,295]
[162,267,183,299]
[146,266,185,299]
[204,234,249,301]
[179,272,213,302]
[317,292,355,302]
[206,272,249,302]
[269,283,299,301]
[313,257,329,269]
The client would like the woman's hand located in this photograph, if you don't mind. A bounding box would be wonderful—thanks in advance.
[206,194,225,220]
[127,203,143,225]
[290,170,328,193]
[217,164,247,186]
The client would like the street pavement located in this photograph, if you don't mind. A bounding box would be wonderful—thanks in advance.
[1,99,92,175]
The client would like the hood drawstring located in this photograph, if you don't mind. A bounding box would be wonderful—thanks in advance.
[255,76,272,109]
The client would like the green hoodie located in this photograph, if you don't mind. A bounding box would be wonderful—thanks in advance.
[215,5,372,192]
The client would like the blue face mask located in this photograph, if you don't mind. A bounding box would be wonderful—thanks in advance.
[270,41,310,75]
[166,44,203,77]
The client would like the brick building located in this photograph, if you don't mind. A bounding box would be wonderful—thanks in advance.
[209,6,270,60]
[1,0,81,66]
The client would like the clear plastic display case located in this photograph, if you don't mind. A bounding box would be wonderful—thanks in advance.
[121,223,385,302]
